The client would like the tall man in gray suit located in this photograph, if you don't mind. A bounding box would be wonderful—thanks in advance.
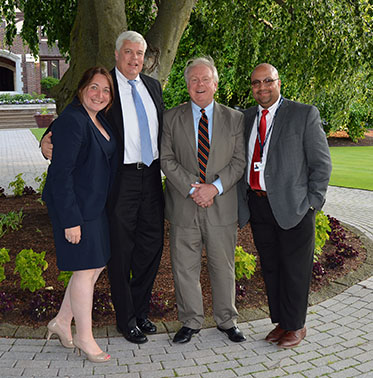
[238,63,332,348]
[161,57,246,344]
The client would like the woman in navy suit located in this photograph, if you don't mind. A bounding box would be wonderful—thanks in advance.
[43,67,116,363]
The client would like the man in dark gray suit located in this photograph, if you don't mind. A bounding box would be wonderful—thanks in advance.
[237,63,332,348]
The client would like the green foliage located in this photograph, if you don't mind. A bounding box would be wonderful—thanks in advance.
[14,249,48,292]
[0,0,77,57]
[2,0,372,139]
[35,171,48,195]
[234,246,256,281]
[346,101,371,142]
[8,173,26,197]
[41,77,60,91]
[57,271,73,288]
[314,211,331,262]
[125,0,157,35]
[0,248,10,283]
[0,210,24,238]
[164,0,372,139]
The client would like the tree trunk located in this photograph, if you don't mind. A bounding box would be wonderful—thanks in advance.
[144,0,197,85]
[52,0,127,113]
[53,0,196,113]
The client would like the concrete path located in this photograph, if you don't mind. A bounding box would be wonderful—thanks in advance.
[1,128,373,377]
[0,129,49,194]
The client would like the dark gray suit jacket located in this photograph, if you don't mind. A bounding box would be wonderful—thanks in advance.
[237,98,332,230]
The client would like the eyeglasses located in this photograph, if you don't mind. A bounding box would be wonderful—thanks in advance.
[251,78,279,88]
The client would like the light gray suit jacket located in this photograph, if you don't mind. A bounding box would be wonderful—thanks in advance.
[237,98,332,230]
[161,101,246,227]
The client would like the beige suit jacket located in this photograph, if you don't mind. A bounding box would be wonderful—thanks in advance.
[161,101,246,227]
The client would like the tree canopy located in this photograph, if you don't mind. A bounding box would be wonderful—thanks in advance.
[1,0,372,139]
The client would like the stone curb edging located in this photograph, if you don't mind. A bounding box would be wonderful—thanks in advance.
[1,222,371,340]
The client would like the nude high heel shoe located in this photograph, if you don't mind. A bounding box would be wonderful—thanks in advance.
[46,318,74,348]
[73,336,111,363]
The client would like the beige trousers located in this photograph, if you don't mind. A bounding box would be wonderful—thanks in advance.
[170,206,238,330]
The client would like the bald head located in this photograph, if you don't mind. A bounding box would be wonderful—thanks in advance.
[251,63,279,79]
[250,63,281,109]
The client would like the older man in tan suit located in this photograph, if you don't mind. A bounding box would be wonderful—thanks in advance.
[161,57,246,343]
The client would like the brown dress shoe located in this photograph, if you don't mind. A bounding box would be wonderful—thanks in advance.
[265,324,286,342]
[277,326,307,348]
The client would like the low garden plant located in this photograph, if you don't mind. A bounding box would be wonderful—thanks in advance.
[0,248,10,283]
[312,215,359,280]
[24,290,63,321]
[57,271,73,288]
[314,211,331,262]
[235,245,256,281]
[0,291,15,314]
[14,249,49,292]
[8,173,26,196]
[0,209,24,238]
[35,171,47,194]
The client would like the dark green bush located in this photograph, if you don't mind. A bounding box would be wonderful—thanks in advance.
[41,76,60,91]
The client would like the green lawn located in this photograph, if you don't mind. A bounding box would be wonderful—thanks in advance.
[329,146,373,191]
[30,128,46,142]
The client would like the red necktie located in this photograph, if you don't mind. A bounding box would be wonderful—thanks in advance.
[250,109,269,190]
[198,109,209,183]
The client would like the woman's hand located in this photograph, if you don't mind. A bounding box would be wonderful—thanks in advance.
[41,131,53,160]
[65,226,81,244]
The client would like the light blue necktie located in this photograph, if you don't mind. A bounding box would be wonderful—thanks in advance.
[128,80,153,166]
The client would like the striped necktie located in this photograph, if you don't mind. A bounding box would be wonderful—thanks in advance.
[198,108,209,183]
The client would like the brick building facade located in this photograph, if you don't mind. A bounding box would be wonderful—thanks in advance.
[0,11,69,95]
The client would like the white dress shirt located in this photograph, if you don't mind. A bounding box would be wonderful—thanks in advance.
[115,67,159,164]
[247,95,282,191]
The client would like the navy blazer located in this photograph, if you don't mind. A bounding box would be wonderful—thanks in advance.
[43,98,117,229]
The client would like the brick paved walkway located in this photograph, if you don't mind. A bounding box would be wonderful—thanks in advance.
[1,128,373,377]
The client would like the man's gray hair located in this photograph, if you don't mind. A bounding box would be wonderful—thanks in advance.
[184,56,219,84]
[115,31,147,52]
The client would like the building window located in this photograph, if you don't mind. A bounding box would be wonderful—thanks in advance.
[40,59,60,79]
[0,66,15,91]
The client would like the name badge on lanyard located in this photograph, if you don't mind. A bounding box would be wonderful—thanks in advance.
[253,161,264,172]
[255,97,284,163]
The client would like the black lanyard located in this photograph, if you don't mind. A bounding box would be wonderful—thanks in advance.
[256,96,284,159]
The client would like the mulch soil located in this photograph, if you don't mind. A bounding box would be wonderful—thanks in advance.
[0,129,371,328]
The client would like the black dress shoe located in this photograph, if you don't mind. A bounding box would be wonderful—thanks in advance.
[117,325,148,344]
[217,326,246,342]
[173,326,200,343]
[137,318,157,334]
